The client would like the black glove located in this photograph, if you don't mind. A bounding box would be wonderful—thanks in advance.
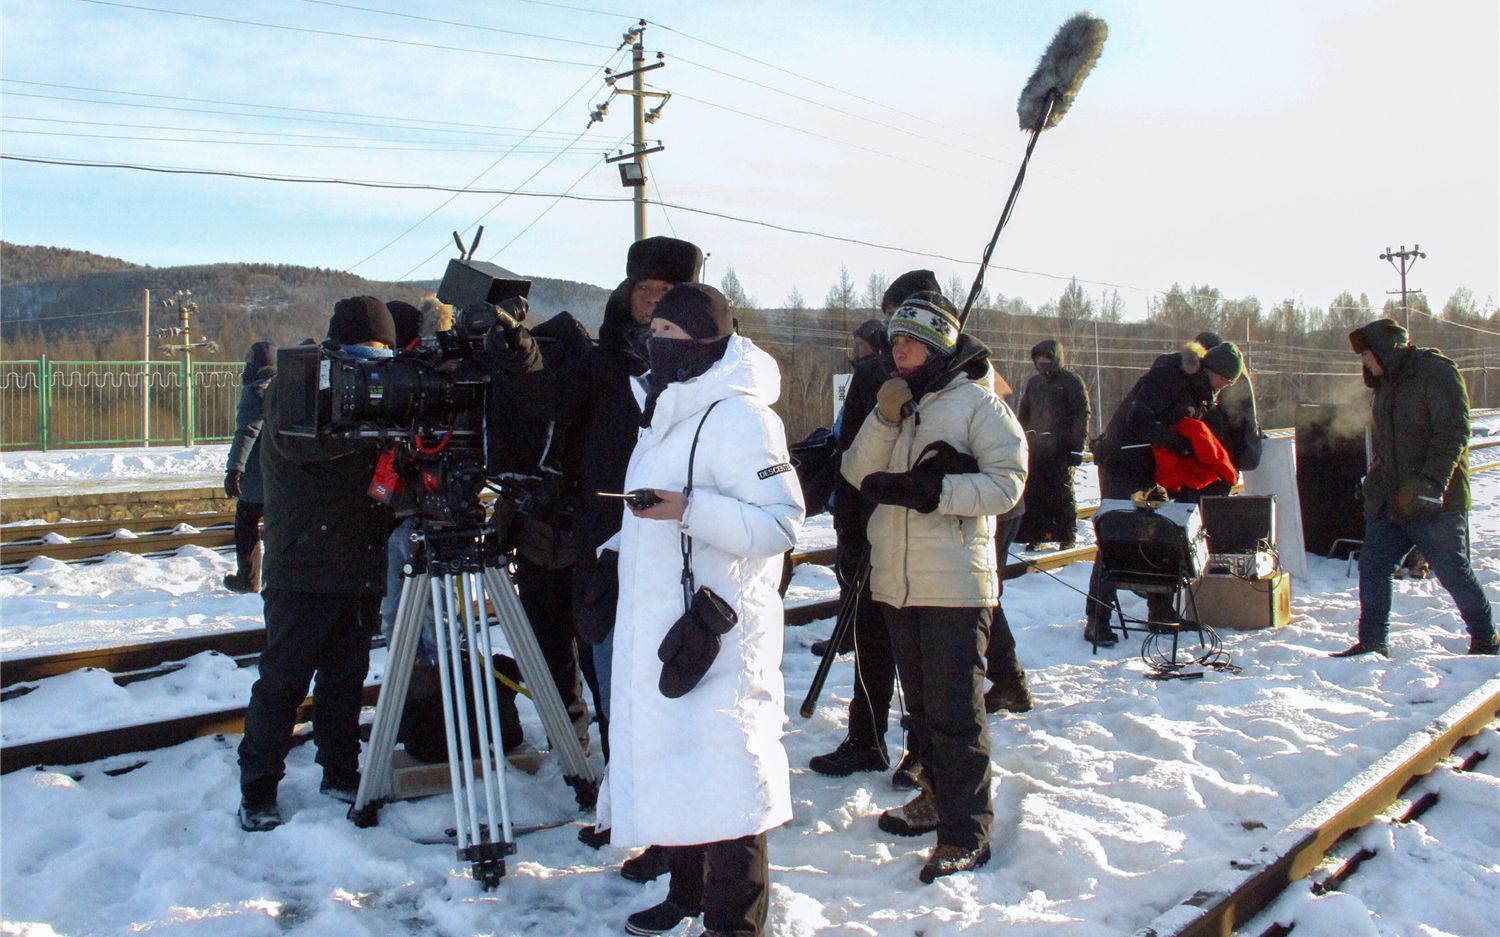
[223,470,242,499]
[1394,479,1444,520]
[657,587,737,699]
[484,310,540,373]
[575,549,619,646]
[1164,433,1195,458]
[861,470,943,513]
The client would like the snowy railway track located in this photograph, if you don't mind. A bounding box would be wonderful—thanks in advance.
[1135,677,1500,937]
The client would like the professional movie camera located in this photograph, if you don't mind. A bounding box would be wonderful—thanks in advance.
[272,255,530,527]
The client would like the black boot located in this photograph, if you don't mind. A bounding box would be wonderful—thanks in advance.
[238,776,282,832]
[620,844,671,883]
[984,671,1034,714]
[1330,641,1390,658]
[809,736,888,776]
[919,843,992,883]
[1083,619,1119,648]
[624,898,700,936]
[1467,634,1499,655]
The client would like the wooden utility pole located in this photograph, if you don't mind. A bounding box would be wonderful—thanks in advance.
[142,288,151,446]
[1379,243,1425,333]
[599,22,669,242]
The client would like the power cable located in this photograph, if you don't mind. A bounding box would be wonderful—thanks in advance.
[484,132,633,262]
[70,0,601,67]
[2,128,598,155]
[299,0,619,49]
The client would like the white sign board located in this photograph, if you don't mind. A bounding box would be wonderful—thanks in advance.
[832,373,852,424]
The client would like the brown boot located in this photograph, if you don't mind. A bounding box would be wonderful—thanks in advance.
[984,671,1034,714]
[919,843,991,883]
[877,775,938,837]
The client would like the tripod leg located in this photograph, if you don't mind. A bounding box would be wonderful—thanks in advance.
[466,570,514,844]
[352,570,429,822]
[431,572,481,852]
[459,570,510,848]
[481,566,598,793]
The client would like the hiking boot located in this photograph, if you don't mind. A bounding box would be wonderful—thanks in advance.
[223,573,257,594]
[238,776,282,832]
[919,843,992,884]
[1083,620,1119,648]
[624,898,701,936]
[319,768,360,804]
[984,673,1034,714]
[891,751,925,791]
[577,823,611,849]
[620,844,670,884]
[809,737,888,776]
[878,781,939,837]
[1330,641,1390,659]
[1467,635,1500,656]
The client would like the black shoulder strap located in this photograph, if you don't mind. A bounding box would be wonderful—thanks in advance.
[680,399,723,609]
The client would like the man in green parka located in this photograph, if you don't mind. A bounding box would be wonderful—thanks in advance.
[1332,318,1496,658]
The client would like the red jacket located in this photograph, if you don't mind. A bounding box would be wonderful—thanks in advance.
[1152,417,1236,493]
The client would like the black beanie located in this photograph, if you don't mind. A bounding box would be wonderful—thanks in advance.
[626,236,703,284]
[653,283,733,340]
[852,318,886,348]
[1194,331,1223,350]
[1202,341,1244,382]
[881,269,942,315]
[329,295,396,347]
[387,300,423,349]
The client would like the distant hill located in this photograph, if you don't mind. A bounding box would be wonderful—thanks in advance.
[0,243,612,360]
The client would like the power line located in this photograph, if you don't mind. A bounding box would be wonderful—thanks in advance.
[299,0,619,49]
[0,80,588,139]
[2,128,601,156]
[485,132,633,262]
[1,153,1156,295]
[71,0,601,67]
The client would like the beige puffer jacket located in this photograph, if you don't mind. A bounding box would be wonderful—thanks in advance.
[841,355,1027,609]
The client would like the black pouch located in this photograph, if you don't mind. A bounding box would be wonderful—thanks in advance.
[657,586,738,699]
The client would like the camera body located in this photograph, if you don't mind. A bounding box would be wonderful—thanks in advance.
[272,270,532,529]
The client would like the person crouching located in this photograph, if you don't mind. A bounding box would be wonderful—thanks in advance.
[840,291,1027,883]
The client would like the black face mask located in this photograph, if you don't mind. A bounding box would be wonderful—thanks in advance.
[646,335,730,401]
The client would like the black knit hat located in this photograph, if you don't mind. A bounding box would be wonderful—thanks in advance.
[1202,341,1244,382]
[1194,331,1223,350]
[653,283,733,340]
[881,269,942,315]
[626,236,703,284]
[852,318,886,348]
[387,300,423,349]
[329,295,396,347]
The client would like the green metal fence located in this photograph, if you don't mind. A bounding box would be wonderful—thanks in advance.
[0,358,242,451]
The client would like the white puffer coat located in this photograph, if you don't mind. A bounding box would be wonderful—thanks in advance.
[841,355,1027,608]
[599,335,804,847]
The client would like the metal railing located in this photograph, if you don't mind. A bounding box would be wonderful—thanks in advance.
[0,358,241,451]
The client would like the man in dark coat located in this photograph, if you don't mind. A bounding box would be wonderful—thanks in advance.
[237,296,395,832]
[1084,340,1241,644]
[1188,331,1262,497]
[223,340,276,593]
[1332,319,1496,658]
[1015,339,1090,549]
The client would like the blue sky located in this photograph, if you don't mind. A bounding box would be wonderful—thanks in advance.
[2,0,1496,320]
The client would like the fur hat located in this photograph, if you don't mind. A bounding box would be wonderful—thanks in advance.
[1202,341,1244,382]
[653,283,733,340]
[626,236,703,284]
[888,291,960,355]
[881,269,942,315]
[329,295,396,347]
[387,300,424,349]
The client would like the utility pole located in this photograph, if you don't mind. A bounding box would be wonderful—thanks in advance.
[597,21,670,242]
[142,288,151,446]
[1379,243,1425,333]
[157,291,218,447]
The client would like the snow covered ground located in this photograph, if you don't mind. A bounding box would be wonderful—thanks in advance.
[1,448,1497,936]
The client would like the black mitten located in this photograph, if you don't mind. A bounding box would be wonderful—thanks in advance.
[657,587,737,698]
[861,470,943,513]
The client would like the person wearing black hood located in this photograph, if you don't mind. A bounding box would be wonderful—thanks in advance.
[1084,338,1239,645]
[223,340,276,594]
[842,291,1027,884]
[1332,319,1495,658]
[238,297,396,832]
[1015,339,1090,550]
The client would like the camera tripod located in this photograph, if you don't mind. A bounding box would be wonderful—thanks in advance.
[349,524,598,889]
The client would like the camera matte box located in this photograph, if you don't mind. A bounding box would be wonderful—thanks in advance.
[1189,571,1291,631]
[437,259,532,308]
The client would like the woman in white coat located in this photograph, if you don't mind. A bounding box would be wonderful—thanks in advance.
[602,282,803,937]
[841,291,1027,884]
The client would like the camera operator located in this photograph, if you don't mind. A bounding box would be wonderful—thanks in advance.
[236,296,396,833]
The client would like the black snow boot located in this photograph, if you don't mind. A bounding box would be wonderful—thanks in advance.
[1083,619,1119,648]
[620,844,671,883]
[1330,641,1390,658]
[1467,635,1499,655]
[809,737,888,776]
[624,898,701,936]
[238,776,282,832]
[319,768,360,804]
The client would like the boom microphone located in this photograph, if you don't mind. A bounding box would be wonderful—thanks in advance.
[958,12,1108,327]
